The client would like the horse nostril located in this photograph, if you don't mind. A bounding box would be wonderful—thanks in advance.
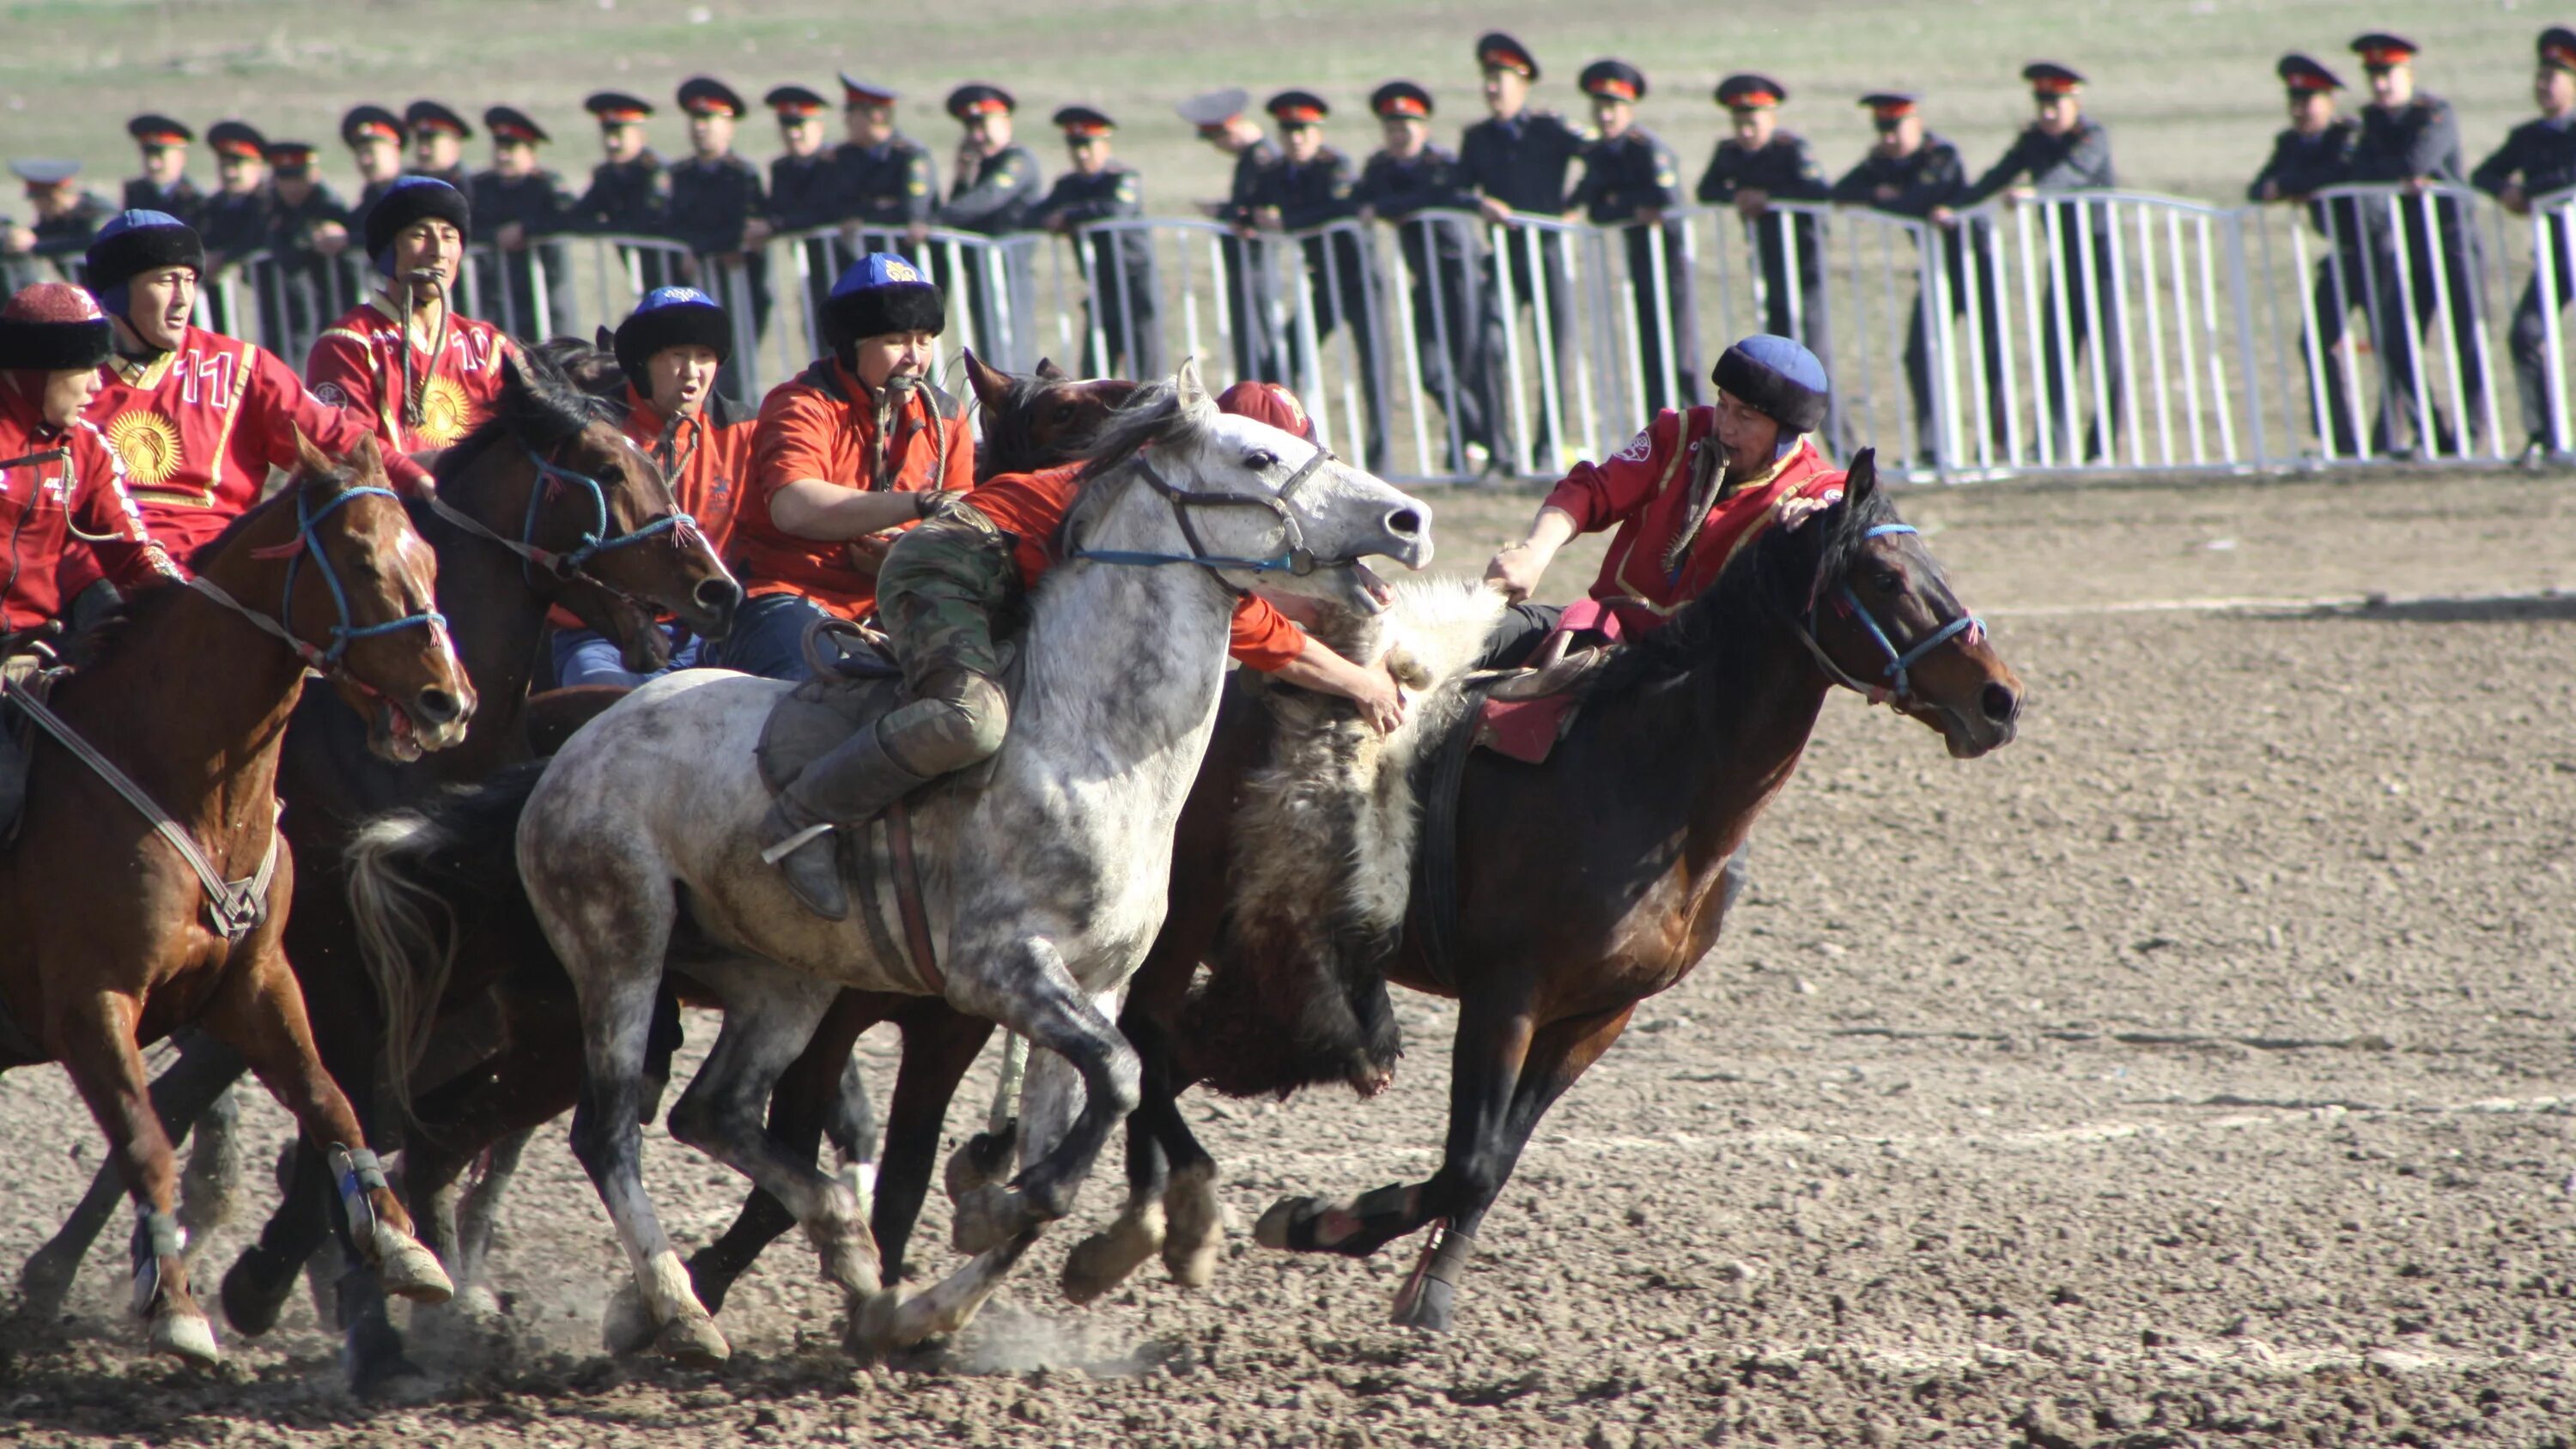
[697,577,743,615]
[1385,508,1423,537]
[416,688,464,725]
[1979,682,2020,724]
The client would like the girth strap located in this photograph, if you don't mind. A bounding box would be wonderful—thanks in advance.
[885,800,945,992]
[0,675,280,942]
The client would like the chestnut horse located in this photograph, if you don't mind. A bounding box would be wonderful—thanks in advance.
[0,435,471,1365]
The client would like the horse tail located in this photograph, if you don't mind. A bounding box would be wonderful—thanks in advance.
[346,759,550,1125]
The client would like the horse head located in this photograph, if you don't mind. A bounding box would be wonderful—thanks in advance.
[442,349,742,674]
[263,431,475,761]
[1794,451,2021,758]
[1070,360,1432,615]
[969,348,1142,481]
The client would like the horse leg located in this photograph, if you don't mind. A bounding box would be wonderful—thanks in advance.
[177,1082,246,1255]
[942,1031,1025,1203]
[222,1137,332,1337]
[1062,1004,1206,1303]
[1389,1005,1635,1332]
[1060,1110,1169,1305]
[872,1002,994,1285]
[19,1030,245,1321]
[51,991,220,1365]
[447,1126,533,1316]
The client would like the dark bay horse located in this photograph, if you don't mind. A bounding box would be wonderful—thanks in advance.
[0,435,471,1365]
[14,348,738,1389]
[1062,451,2024,1330]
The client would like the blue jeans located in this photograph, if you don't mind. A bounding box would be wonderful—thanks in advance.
[700,591,829,682]
[549,624,704,689]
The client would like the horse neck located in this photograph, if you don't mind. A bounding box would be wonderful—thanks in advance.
[410,493,544,771]
[62,575,310,852]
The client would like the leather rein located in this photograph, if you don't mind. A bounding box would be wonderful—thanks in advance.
[1066,443,1347,579]
[425,440,701,608]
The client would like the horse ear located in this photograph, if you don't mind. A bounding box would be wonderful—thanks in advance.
[595,325,616,354]
[1173,356,1208,409]
[1034,356,1067,380]
[291,424,332,481]
[500,349,528,395]
[1843,448,1878,509]
[348,431,384,480]
[963,348,1012,412]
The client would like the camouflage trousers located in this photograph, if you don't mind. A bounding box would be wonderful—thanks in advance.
[869,506,1020,778]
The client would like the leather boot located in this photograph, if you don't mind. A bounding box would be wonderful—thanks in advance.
[756,724,932,921]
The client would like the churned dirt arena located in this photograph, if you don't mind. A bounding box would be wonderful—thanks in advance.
[3,467,2573,1446]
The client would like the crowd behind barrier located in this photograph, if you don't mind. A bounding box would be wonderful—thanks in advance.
[43,181,2573,483]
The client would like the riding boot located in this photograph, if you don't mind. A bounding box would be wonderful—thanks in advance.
[756,724,933,921]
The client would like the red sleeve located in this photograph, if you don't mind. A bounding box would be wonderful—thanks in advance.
[1226,593,1309,672]
[938,412,975,492]
[750,385,836,506]
[1542,409,1687,534]
[305,325,380,427]
[68,424,180,591]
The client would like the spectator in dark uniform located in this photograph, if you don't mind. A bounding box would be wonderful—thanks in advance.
[2250,55,2371,458]
[1959,62,2123,463]
[833,76,938,250]
[765,84,846,333]
[1461,31,1587,467]
[338,106,407,315]
[935,83,1042,362]
[403,100,474,191]
[471,106,577,337]
[1354,80,1500,473]
[1571,59,1700,419]
[1034,106,1160,378]
[668,76,770,400]
[2348,33,2488,458]
[1698,74,1836,442]
[1180,87,1285,385]
[197,122,271,337]
[2473,27,2576,465]
[575,90,677,292]
[123,116,203,227]
[1245,89,1388,470]
[1,161,112,293]
[258,140,353,357]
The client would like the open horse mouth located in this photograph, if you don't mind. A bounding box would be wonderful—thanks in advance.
[371,697,428,763]
[1915,682,2021,760]
[610,596,676,676]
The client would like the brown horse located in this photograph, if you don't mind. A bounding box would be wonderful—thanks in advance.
[0,433,471,1364]
[1052,451,2026,1330]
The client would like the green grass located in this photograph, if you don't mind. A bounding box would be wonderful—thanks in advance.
[0,0,2549,215]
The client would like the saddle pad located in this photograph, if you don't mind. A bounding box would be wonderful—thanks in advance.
[0,659,62,850]
[1473,691,1583,765]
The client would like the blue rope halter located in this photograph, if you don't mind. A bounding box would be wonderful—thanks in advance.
[276,484,450,670]
[517,444,696,580]
[1801,523,1984,706]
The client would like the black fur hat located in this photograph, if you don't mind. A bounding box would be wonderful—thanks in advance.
[83,209,206,294]
[820,253,945,357]
[1710,334,1831,433]
[364,175,472,267]
[614,285,733,382]
[0,282,114,372]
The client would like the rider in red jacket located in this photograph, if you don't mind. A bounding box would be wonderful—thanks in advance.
[0,283,178,634]
[305,177,513,455]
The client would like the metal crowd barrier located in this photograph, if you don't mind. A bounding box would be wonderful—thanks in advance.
[167,180,2576,483]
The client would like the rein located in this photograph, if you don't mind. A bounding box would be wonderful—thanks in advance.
[1067,445,1341,579]
[200,483,449,691]
[1793,524,1984,708]
[424,442,698,597]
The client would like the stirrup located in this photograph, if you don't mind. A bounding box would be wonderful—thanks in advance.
[760,819,834,865]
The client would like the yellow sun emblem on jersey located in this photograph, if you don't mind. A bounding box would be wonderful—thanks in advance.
[103,409,185,488]
[413,375,475,448]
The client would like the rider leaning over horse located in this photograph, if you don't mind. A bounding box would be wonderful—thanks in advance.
[305,176,514,456]
[53,210,435,618]
[549,285,756,687]
[1481,332,1844,661]
[753,256,1420,919]
[0,282,179,640]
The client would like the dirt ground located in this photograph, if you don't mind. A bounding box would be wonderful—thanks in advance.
[4,464,2576,1446]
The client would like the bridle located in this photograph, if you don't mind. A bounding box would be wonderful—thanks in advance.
[189,483,449,693]
[1793,523,1984,708]
[426,440,702,605]
[1066,443,1347,579]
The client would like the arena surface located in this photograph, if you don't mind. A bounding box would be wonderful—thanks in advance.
[3,466,2573,1446]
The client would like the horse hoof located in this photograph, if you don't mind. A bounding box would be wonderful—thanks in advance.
[372,1228,455,1305]
[453,1282,504,1320]
[149,1307,222,1367]
[657,1312,731,1367]
[353,1355,438,1404]
[1390,1272,1456,1332]
[951,1184,1032,1255]
[943,1125,1018,1203]
[1060,1202,1165,1306]
[848,1287,909,1359]
[1162,1163,1230,1288]
[219,1247,299,1337]
[602,1281,658,1357]
[1252,1197,1307,1252]
[17,1250,79,1323]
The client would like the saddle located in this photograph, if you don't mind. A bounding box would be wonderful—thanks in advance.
[0,634,65,849]
[1468,598,1620,765]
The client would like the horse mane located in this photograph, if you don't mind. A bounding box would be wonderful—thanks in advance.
[973,368,1060,482]
[1050,377,1213,553]
[530,335,629,403]
[1583,476,1902,700]
[432,343,621,487]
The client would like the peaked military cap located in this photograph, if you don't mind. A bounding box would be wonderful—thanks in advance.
[207,121,268,161]
[838,74,900,106]
[1370,82,1433,120]
[1579,60,1648,103]
[1858,92,1921,123]
[678,76,748,118]
[947,83,1017,120]
[404,100,471,139]
[127,114,192,148]
[1477,31,1539,81]
[342,105,404,148]
[1176,88,1252,130]
[2277,54,2344,93]
[1053,106,1115,138]
[2022,62,2086,96]
[2349,33,2418,71]
[586,91,655,125]
[2543,27,2576,74]
[9,160,81,191]
[766,85,830,118]
[1267,90,1329,126]
[264,140,320,173]
[483,106,548,145]
[1716,73,1787,109]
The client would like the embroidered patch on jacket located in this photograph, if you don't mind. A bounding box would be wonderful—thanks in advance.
[103,410,184,488]
[1612,427,1653,463]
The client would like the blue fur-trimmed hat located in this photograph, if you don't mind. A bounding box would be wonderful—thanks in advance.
[821,253,944,355]
[365,174,471,270]
[615,285,732,382]
[85,209,206,298]
[1712,334,1830,434]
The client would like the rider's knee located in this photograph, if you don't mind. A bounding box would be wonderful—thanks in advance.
[879,670,1010,776]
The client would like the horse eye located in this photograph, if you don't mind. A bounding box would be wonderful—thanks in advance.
[1874,569,1902,593]
[1244,449,1279,471]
